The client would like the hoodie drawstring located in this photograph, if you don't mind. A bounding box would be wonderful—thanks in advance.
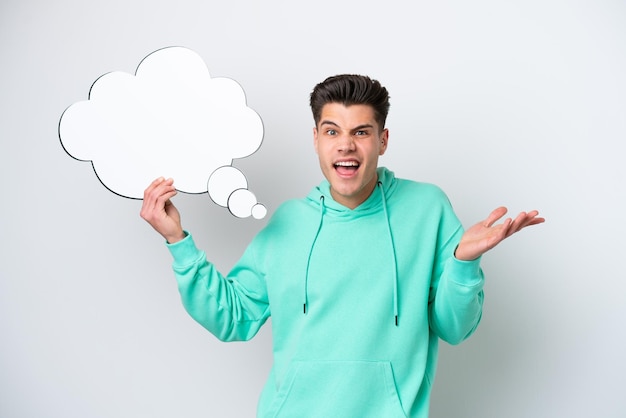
[378,181,399,326]
[304,195,325,315]
[303,185,399,327]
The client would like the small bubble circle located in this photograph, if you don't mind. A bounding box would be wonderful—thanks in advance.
[252,204,267,219]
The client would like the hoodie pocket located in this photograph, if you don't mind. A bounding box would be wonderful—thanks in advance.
[267,360,408,418]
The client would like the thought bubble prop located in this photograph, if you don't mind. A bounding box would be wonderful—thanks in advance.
[59,46,266,219]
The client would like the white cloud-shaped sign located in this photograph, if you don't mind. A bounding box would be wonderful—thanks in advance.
[59,46,266,219]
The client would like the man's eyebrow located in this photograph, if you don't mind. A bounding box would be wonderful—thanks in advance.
[319,121,375,131]
[319,120,339,127]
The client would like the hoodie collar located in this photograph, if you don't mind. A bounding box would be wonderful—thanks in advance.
[307,167,397,215]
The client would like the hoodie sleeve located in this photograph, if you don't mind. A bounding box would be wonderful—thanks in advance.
[429,253,484,345]
[167,232,270,342]
[428,209,485,345]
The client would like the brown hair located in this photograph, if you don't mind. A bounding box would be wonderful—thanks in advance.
[310,74,390,131]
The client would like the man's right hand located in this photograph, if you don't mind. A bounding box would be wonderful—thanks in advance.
[140,177,186,244]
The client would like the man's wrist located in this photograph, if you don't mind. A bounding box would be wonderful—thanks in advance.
[165,230,187,244]
[454,244,480,261]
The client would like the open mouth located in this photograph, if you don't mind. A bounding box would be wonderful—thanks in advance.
[334,160,360,176]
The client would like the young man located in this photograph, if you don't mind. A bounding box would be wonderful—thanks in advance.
[141,74,544,417]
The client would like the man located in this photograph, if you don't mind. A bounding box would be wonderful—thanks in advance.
[141,74,544,417]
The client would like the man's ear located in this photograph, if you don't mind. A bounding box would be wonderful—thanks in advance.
[379,128,389,155]
[313,127,319,154]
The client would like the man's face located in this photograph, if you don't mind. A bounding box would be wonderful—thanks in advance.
[314,103,388,209]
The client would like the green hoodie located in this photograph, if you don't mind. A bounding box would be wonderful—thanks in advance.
[167,167,484,418]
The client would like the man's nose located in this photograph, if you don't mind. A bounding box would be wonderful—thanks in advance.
[337,134,356,152]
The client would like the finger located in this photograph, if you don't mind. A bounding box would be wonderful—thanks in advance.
[142,178,175,215]
[525,210,544,224]
[158,190,178,208]
[484,206,508,228]
[499,217,515,238]
[152,185,177,213]
[146,178,175,201]
[141,190,177,223]
[526,210,539,218]
[141,179,164,218]
[520,210,542,230]
[510,211,545,234]
[518,213,545,230]
[504,212,525,236]
[150,176,166,187]
[143,178,164,210]
[144,176,166,195]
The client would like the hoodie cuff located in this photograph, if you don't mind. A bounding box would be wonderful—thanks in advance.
[447,256,484,287]
[166,231,201,266]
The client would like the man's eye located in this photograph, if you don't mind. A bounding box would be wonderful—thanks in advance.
[326,129,337,135]
[355,130,368,136]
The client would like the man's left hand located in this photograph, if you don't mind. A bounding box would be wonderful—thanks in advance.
[454,207,545,261]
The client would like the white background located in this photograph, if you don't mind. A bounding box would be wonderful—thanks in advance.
[1,1,624,417]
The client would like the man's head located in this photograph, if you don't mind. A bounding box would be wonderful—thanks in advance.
[310,75,391,209]
[310,74,390,131]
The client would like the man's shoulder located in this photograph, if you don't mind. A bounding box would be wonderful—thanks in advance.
[388,178,457,223]
[273,197,315,217]
[393,177,449,202]
[262,197,318,230]
[251,197,319,250]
